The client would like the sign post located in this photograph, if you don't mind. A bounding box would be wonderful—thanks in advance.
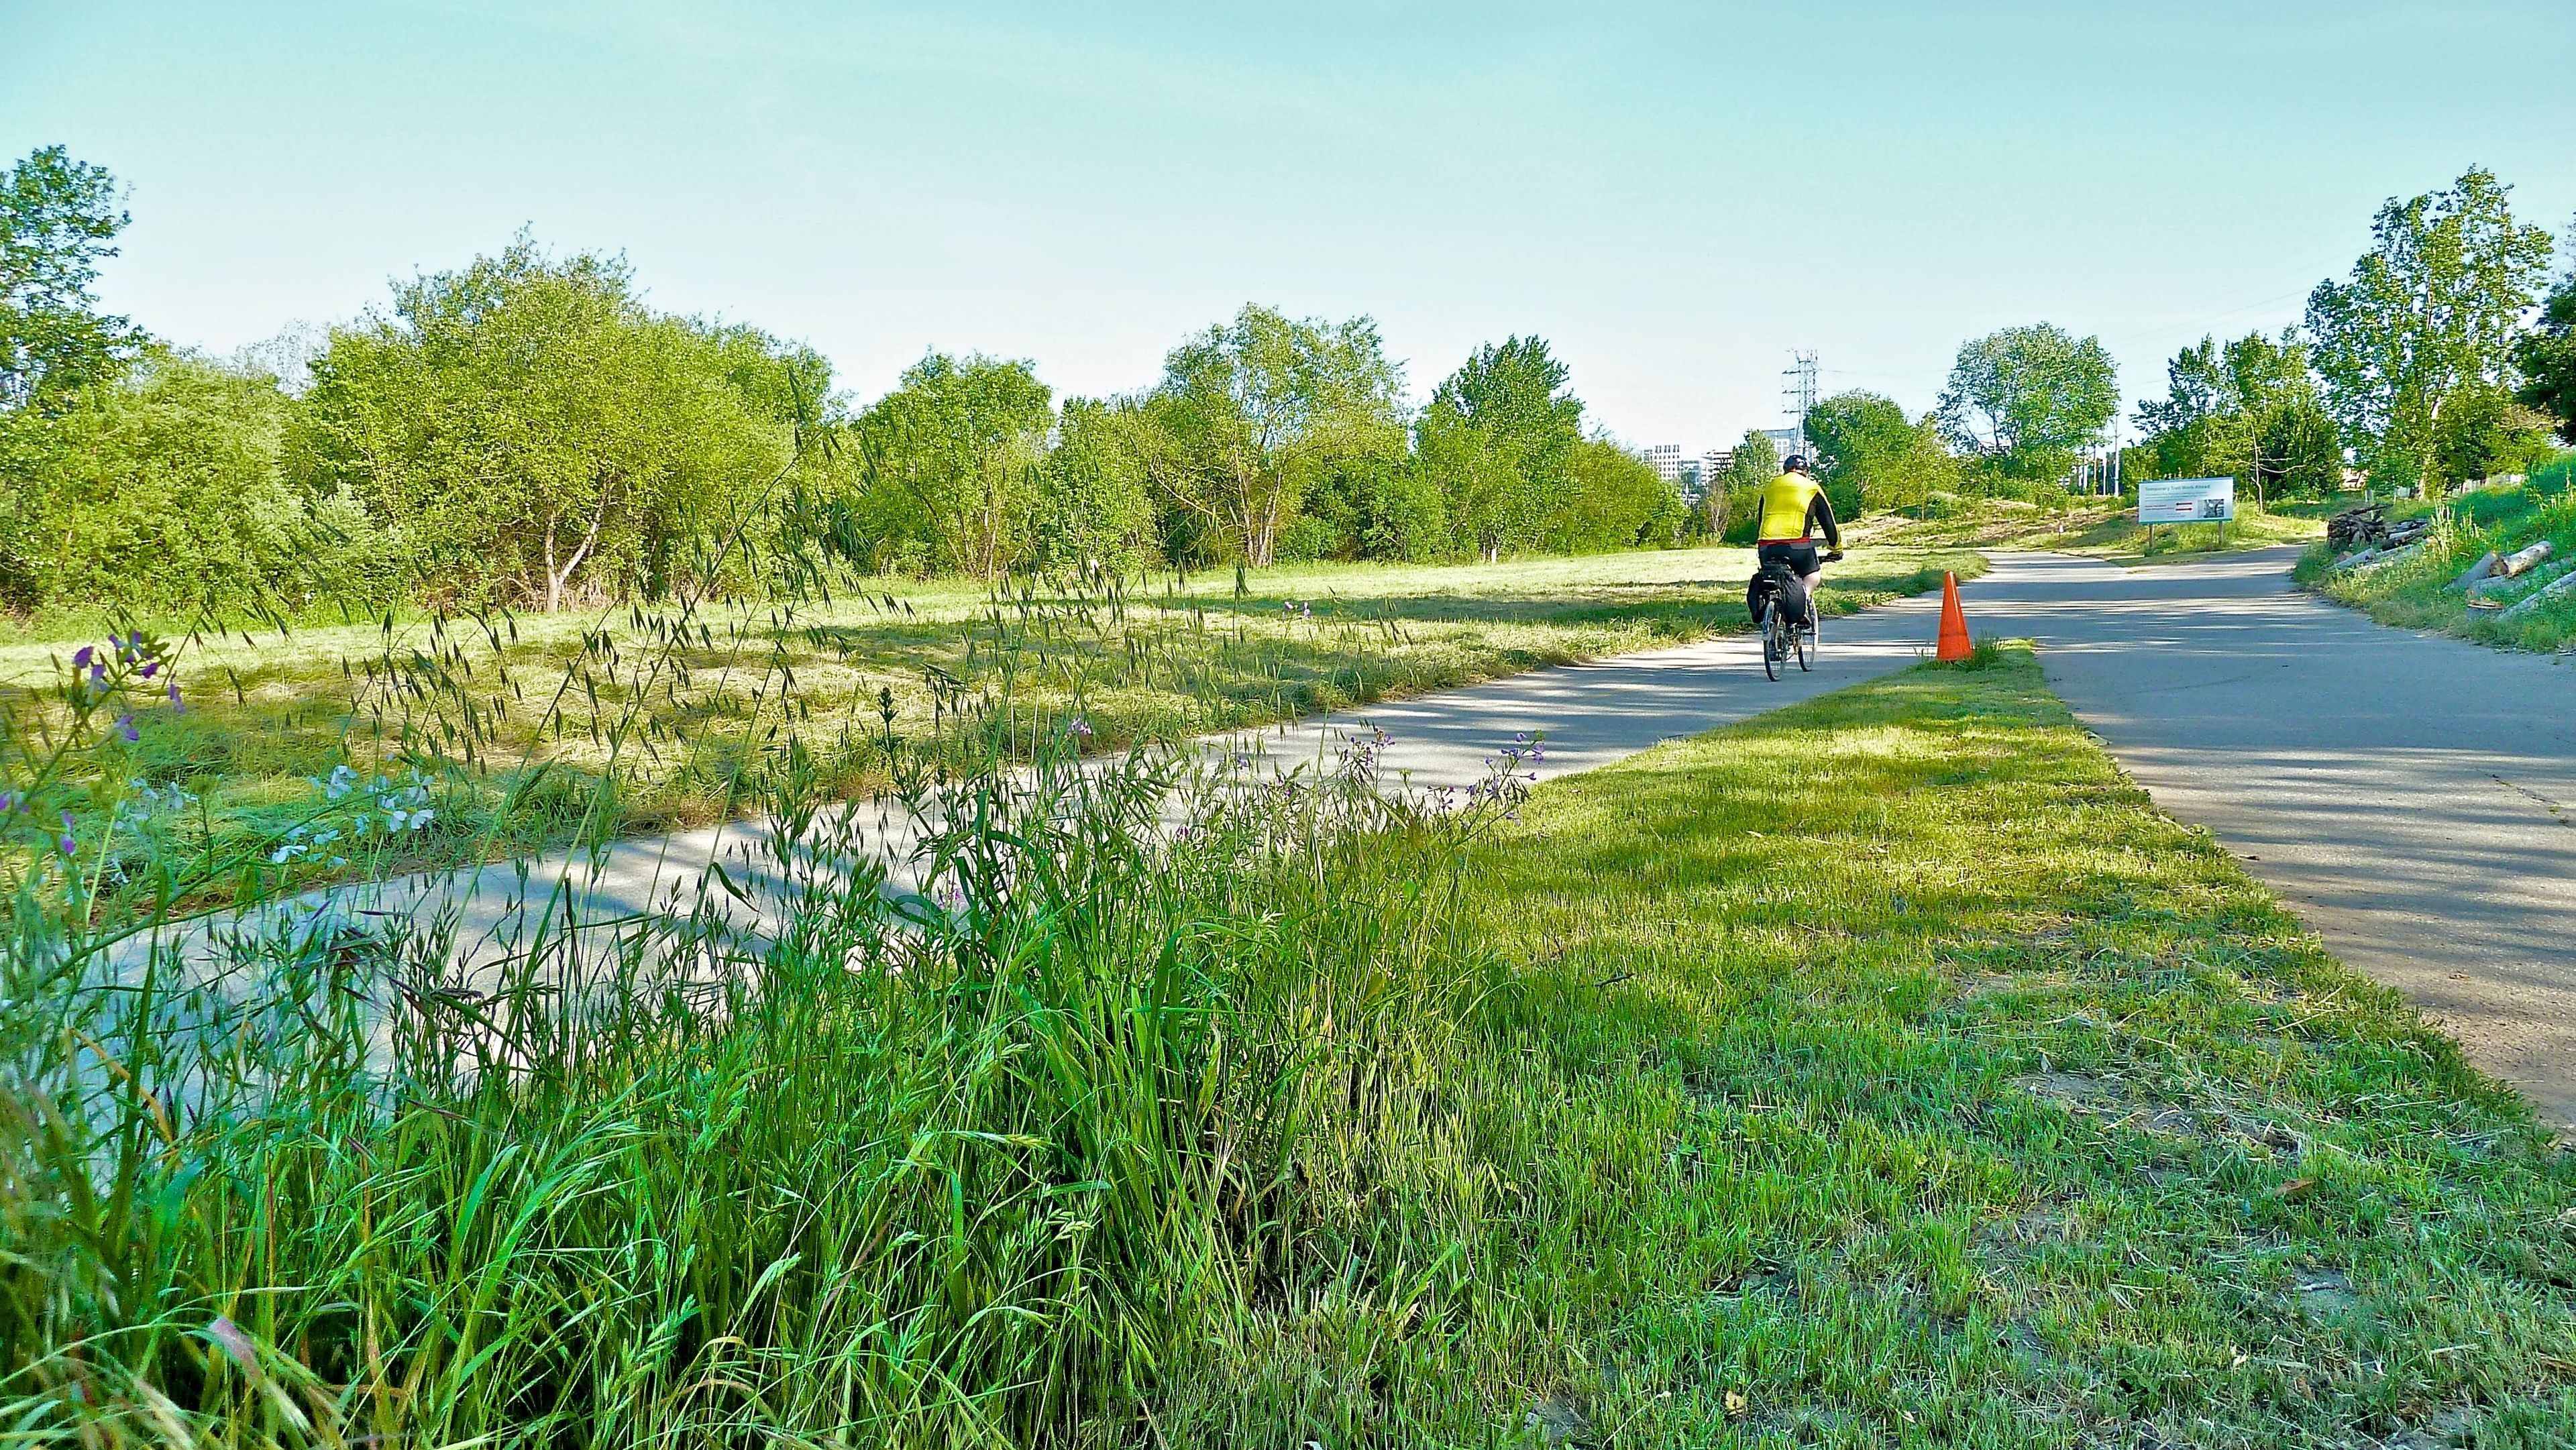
[2137,476,2237,552]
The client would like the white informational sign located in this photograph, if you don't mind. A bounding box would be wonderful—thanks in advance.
[2138,476,2237,524]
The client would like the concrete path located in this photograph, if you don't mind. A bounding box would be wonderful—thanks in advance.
[1964,549,2576,1132]
[176,547,2576,1130]
[245,583,1960,977]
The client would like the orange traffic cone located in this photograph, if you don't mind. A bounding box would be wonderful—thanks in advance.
[1935,571,1974,661]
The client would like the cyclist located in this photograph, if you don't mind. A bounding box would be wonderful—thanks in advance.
[1749,454,1843,628]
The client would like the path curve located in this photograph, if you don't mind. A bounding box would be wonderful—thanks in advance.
[1967,548,2576,1131]
[242,583,1959,973]
[168,549,2576,1130]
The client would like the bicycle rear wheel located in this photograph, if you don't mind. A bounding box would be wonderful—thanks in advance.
[1796,612,1815,671]
[1761,610,1782,681]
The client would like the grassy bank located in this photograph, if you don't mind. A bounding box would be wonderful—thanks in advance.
[0,545,1978,909]
[1858,495,2326,563]
[2300,455,2576,651]
[15,649,2570,1445]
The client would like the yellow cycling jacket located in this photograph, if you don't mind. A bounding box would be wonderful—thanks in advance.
[1754,471,1842,546]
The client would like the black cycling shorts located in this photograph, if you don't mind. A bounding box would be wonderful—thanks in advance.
[1756,541,1821,575]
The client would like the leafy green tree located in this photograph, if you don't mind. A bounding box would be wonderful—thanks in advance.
[1136,304,1404,567]
[2305,166,2555,492]
[1936,323,2119,487]
[5,354,322,616]
[1301,451,1446,561]
[2134,331,2340,504]
[1,146,141,419]
[1803,390,1955,516]
[1,146,149,609]
[1711,429,1780,539]
[2514,217,2576,445]
[2432,391,2559,484]
[1413,335,1584,560]
[1028,396,1158,571]
[851,353,1054,579]
[1546,437,1686,553]
[294,238,797,610]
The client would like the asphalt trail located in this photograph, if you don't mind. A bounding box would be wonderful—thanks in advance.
[178,547,2576,1129]
[1970,549,2576,1131]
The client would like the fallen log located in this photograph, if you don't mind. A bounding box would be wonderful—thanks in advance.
[2473,558,2576,601]
[2329,546,2383,571]
[2496,541,2553,579]
[2354,541,2426,571]
[2447,551,2502,591]
[2500,568,2576,620]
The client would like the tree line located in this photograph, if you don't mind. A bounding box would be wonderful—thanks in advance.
[0,149,1688,620]
[1756,166,2574,524]
[7,145,2571,619]
[2128,166,2570,501]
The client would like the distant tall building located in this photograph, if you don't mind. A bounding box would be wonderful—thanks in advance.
[1701,447,1731,482]
[1642,443,1684,482]
[1761,427,1803,463]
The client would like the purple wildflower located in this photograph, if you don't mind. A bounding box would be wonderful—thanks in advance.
[72,646,93,670]
[115,713,139,743]
[57,812,76,858]
[167,679,184,710]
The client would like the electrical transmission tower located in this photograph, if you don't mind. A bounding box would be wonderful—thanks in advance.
[1780,351,1819,458]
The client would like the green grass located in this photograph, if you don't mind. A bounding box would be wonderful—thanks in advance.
[2300,455,2576,651]
[1861,495,2326,564]
[0,544,1980,910]
[1329,645,2575,1444]
[17,647,2569,1445]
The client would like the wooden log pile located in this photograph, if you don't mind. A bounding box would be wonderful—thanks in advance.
[2326,504,2429,565]
[2327,504,2388,553]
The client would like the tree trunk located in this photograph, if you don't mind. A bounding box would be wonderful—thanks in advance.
[2497,541,2553,579]
[543,486,615,612]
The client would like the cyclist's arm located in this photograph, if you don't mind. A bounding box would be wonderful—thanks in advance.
[1807,492,1842,549]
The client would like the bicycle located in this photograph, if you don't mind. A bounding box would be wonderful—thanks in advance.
[1751,551,1837,681]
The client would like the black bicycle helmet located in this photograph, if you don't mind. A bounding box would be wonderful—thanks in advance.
[1784,455,1811,473]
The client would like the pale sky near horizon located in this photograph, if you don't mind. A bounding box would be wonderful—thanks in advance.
[5,1,2573,455]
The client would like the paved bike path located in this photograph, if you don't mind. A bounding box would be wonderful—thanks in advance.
[195,549,2576,1130]
[1967,549,2576,1132]
[274,582,1960,971]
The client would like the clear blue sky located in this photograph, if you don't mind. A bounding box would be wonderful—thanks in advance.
[6,1,2571,453]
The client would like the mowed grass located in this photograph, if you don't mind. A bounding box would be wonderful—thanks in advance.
[0,544,1978,903]
[1860,495,2325,564]
[1187,646,2571,1444]
[2300,455,2576,651]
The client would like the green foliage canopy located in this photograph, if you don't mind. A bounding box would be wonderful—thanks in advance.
[1134,305,1405,567]
[1708,429,1780,539]
[2133,331,2341,503]
[1413,335,1585,559]
[0,146,140,421]
[2514,216,2576,446]
[1803,390,1956,516]
[1936,323,2118,486]
[2304,166,2555,492]
[849,352,1054,579]
[294,239,802,610]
